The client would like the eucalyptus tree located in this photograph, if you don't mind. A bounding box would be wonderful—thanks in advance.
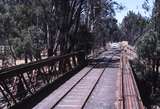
[121,11,149,45]
[136,30,160,108]
[0,0,123,64]
[0,5,18,64]
[0,0,45,63]
[83,0,123,49]
[134,1,160,107]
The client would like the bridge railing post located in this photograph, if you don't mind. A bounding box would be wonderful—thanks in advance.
[78,51,86,67]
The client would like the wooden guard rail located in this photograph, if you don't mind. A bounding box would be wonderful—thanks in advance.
[124,45,137,59]
[119,48,144,109]
[0,51,85,109]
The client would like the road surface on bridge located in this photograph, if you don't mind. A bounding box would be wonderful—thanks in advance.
[34,48,121,109]
[84,53,120,109]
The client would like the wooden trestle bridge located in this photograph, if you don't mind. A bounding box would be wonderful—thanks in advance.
[0,44,145,109]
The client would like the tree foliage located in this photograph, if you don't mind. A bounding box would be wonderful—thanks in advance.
[134,1,160,108]
[0,0,122,66]
[121,11,149,45]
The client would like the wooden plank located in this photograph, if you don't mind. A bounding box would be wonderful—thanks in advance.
[33,67,92,109]
[122,52,145,109]
[54,68,104,109]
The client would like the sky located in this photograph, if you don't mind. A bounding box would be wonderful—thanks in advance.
[115,0,154,23]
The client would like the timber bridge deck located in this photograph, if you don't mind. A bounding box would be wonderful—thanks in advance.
[0,45,144,109]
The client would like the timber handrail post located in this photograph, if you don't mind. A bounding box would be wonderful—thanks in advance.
[78,51,86,66]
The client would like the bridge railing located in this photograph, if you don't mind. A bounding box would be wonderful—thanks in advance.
[119,50,144,109]
[0,51,85,108]
[123,45,137,60]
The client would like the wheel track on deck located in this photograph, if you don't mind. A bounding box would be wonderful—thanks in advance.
[51,51,118,109]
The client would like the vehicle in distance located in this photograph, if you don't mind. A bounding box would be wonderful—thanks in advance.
[110,43,120,49]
